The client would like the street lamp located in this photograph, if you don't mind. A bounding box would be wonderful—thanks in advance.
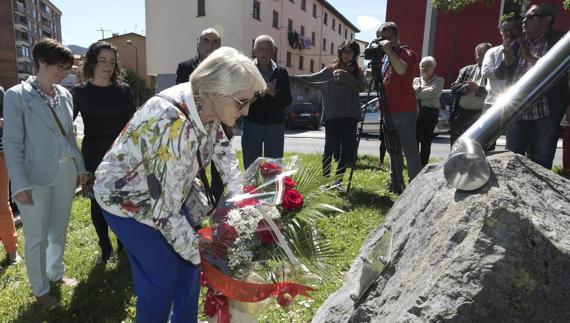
[126,39,140,107]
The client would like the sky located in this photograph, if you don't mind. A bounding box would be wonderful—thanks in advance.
[52,0,386,48]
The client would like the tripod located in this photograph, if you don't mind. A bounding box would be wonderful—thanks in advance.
[346,60,405,194]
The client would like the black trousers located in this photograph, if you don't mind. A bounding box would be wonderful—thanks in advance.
[323,118,358,179]
[450,106,482,146]
[416,107,440,166]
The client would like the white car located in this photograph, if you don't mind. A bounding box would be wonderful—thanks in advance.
[358,89,453,136]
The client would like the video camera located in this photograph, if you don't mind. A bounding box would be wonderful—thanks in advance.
[364,38,385,61]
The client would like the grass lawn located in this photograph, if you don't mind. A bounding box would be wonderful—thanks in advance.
[0,152,398,323]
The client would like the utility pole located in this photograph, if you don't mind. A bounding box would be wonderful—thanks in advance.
[96,28,112,39]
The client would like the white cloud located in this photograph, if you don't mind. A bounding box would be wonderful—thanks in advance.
[357,16,382,31]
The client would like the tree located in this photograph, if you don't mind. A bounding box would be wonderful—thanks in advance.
[122,69,152,108]
[431,0,569,11]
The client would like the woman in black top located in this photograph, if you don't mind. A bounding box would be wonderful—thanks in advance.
[72,41,135,264]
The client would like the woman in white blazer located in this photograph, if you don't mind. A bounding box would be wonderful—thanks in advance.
[3,38,87,309]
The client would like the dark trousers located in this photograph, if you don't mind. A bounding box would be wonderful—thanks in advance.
[323,118,358,179]
[416,107,439,166]
[101,208,200,323]
[90,199,120,260]
[210,124,233,205]
[450,106,482,146]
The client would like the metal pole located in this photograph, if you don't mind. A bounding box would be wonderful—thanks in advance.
[444,31,570,191]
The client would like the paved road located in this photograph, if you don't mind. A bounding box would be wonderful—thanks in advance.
[75,118,563,166]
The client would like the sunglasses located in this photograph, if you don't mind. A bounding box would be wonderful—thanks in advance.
[231,91,262,110]
[524,13,546,20]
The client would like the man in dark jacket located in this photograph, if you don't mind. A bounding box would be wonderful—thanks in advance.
[175,28,220,85]
[175,28,227,204]
[241,35,292,168]
[502,4,569,169]
[449,43,491,146]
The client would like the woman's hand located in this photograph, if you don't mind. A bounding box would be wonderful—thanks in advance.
[333,69,347,80]
[77,173,88,186]
[15,190,33,205]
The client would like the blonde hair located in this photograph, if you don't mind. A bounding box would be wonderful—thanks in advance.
[190,47,266,98]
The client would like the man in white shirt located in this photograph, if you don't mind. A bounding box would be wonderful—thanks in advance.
[481,15,523,150]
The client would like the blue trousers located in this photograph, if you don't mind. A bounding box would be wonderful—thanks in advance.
[506,113,562,170]
[100,208,200,323]
[241,119,285,168]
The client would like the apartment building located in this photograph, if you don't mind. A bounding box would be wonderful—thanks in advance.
[0,0,62,88]
[146,0,360,98]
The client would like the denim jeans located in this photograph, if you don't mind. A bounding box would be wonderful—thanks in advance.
[506,113,562,169]
[391,111,421,181]
[241,120,285,168]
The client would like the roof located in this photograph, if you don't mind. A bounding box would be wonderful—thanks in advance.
[101,32,146,42]
[318,0,361,33]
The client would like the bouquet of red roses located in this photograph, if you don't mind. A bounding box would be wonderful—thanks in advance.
[198,156,338,322]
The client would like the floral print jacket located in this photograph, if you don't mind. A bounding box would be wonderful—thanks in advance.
[94,83,242,264]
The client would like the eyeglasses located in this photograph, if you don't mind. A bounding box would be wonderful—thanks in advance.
[524,13,546,20]
[56,63,72,72]
[232,92,261,110]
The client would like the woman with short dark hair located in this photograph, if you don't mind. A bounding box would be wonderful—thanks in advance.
[72,41,135,264]
[3,38,87,309]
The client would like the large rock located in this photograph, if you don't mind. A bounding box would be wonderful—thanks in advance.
[313,152,570,323]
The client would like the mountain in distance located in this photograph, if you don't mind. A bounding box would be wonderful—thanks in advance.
[68,44,87,55]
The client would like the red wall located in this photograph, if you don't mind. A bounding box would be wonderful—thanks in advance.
[386,1,570,88]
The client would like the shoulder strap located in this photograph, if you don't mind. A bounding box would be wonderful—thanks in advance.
[155,93,217,208]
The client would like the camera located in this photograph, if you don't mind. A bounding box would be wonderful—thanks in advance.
[364,38,385,61]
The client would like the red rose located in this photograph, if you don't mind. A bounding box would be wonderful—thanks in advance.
[234,195,258,208]
[259,161,282,178]
[243,185,258,194]
[256,219,281,245]
[281,189,303,211]
[210,223,238,259]
[282,176,297,189]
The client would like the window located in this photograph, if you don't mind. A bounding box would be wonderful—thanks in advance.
[338,24,342,35]
[289,0,294,3]
[288,19,293,31]
[330,42,334,55]
[311,31,315,45]
[324,13,328,25]
[350,32,353,40]
[300,25,305,37]
[310,59,314,73]
[251,39,255,57]
[322,38,326,51]
[273,46,278,61]
[345,29,348,39]
[312,4,317,18]
[322,63,325,69]
[272,10,279,28]
[299,55,304,70]
[252,1,260,20]
[332,18,336,31]
[286,52,292,67]
[197,0,205,17]
[301,0,306,11]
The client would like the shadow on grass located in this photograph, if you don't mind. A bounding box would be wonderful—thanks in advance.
[14,253,133,323]
[345,187,394,210]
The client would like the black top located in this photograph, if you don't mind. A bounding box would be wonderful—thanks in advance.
[176,56,200,85]
[244,65,292,125]
[71,82,135,172]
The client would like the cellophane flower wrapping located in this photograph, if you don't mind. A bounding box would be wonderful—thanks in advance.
[200,156,321,321]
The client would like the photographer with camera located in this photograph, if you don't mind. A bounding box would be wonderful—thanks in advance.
[376,22,421,182]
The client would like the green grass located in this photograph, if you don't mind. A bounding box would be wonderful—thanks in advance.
[0,152,395,323]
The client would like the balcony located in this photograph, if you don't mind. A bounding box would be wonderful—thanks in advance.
[13,1,26,14]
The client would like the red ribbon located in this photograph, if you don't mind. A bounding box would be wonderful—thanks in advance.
[198,227,315,304]
[204,289,231,323]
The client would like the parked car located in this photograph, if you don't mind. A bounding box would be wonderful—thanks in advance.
[285,103,322,130]
[358,89,453,136]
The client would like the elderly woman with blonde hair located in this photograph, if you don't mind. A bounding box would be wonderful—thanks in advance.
[93,47,265,323]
